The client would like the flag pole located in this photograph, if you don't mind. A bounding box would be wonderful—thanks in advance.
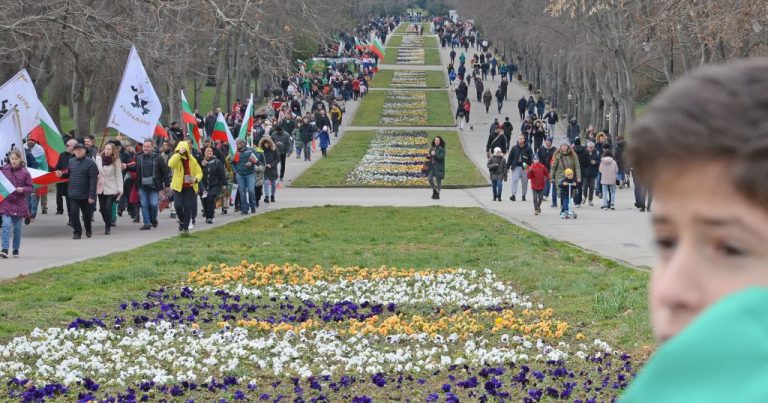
[11,107,27,165]
[99,126,109,151]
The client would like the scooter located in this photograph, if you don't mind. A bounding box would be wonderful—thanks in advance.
[561,182,578,219]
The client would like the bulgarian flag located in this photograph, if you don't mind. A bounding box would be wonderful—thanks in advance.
[29,167,66,186]
[180,90,201,150]
[154,122,168,138]
[369,36,385,59]
[28,99,66,169]
[0,169,14,203]
[237,93,254,142]
[354,37,368,52]
[215,112,239,163]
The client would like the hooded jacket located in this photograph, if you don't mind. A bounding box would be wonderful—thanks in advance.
[167,141,203,192]
[259,137,280,181]
[550,147,581,183]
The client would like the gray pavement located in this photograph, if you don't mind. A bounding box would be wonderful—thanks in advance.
[0,26,654,281]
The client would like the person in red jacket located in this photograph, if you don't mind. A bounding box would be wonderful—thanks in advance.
[527,154,550,215]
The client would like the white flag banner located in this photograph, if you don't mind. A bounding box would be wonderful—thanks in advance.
[0,107,25,167]
[107,45,162,142]
[0,69,40,137]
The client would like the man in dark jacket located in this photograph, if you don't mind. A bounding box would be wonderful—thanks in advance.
[486,126,509,157]
[572,137,587,206]
[130,140,170,230]
[507,135,533,201]
[204,111,217,138]
[57,142,98,239]
[566,117,580,144]
[517,96,527,121]
[582,141,600,205]
[54,139,77,216]
[270,126,292,181]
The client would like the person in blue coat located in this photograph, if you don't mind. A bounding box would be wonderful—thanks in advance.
[317,126,331,157]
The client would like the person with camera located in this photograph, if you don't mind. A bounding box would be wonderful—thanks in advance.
[167,141,203,235]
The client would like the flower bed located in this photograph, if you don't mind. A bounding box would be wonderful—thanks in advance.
[0,263,640,402]
[380,90,428,125]
[391,71,428,88]
[400,35,425,48]
[396,48,425,64]
[346,130,430,186]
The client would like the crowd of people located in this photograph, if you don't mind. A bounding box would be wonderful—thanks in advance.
[437,16,651,218]
[0,15,400,258]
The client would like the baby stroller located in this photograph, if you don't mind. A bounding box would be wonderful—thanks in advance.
[561,182,578,219]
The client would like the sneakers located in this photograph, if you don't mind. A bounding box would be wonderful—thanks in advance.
[534,209,540,215]
[560,212,567,219]
[510,195,516,201]
[0,249,7,258]
[270,196,275,202]
[250,207,256,213]
[188,223,194,230]
[522,196,526,202]
[588,201,594,206]
[151,220,158,228]
[205,218,213,224]
[140,224,152,230]
[12,249,18,257]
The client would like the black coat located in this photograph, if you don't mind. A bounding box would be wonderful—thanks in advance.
[537,146,556,171]
[132,152,170,191]
[64,156,98,200]
[583,150,600,177]
[263,148,280,181]
[508,144,533,169]
[201,157,227,197]
[486,132,509,154]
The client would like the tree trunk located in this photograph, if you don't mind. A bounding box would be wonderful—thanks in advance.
[71,63,90,136]
[212,42,227,112]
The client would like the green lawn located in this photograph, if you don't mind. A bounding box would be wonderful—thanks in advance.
[0,206,652,350]
[369,70,446,88]
[291,129,487,188]
[351,90,454,126]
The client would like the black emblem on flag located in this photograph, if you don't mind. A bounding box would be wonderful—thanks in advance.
[130,85,151,115]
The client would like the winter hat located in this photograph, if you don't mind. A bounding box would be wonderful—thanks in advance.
[573,137,581,145]
[546,136,554,142]
[493,147,502,154]
[533,154,539,161]
[323,125,329,131]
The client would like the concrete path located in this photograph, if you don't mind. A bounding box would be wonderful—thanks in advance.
[0,26,655,281]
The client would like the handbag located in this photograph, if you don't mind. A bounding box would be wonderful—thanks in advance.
[141,176,155,187]
[420,159,431,175]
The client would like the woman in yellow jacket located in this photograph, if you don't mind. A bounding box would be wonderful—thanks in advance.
[167,141,203,234]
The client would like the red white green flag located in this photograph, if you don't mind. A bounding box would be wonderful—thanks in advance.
[0,169,14,202]
[237,93,254,142]
[180,90,201,150]
[154,122,168,138]
[28,99,65,169]
[369,36,385,59]
[214,112,239,163]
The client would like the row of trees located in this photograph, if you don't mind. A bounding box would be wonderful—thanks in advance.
[0,0,377,136]
[448,0,768,137]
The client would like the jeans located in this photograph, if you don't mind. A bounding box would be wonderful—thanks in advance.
[69,198,93,236]
[532,189,544,210]
[1,215,22,251]
[98,194,116,229]
[27,193,39,218]
[634,176,653,209]
[138,187,159,226]
[582,176,596,202]
[509,166,527,196]
[547,123,556,137]
[550,181,558,207]
[303,142,312,160]
[560,195,570,213]
[264,178,277,198]
[427,172,442,192]
[174,187,196,230]
[601,184,617,208]
[497,100,503,113]
[236,173,257,211]
[491,179,503,199]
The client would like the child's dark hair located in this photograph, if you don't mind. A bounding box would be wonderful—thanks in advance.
[629,58,768,208]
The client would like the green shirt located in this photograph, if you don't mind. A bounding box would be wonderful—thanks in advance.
[620,287,768,402]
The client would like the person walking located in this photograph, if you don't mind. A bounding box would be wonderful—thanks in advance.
[566,118,581,144]
[427,136,446,200]
[167,141,203,235]
[0,149,33,258]
[536,98,546,119]
[582,141,600,206]
[550,141,581,208]
[526,96,536,118]
[543,109,560,137]
[317,126,331,157]
[232,138,261,214]
[271,126,292,181]
[260,136,280,203]
[495,86,505,114]
[537,137,557,203]
[57,142,98,239]
[95,142,123,235]
[599,150,619,210]
[54,139,76,217]
[482,89,493,113]
[329,103,343,138]
[507,135,533,202]
[129,140,169,230]
[527,154,549,215]
[487,147,507,201]
[200,146,227,223]
[299,118,314,161]
[517,96,527,121]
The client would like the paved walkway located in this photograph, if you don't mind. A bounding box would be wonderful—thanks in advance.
[0,27,654,281]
